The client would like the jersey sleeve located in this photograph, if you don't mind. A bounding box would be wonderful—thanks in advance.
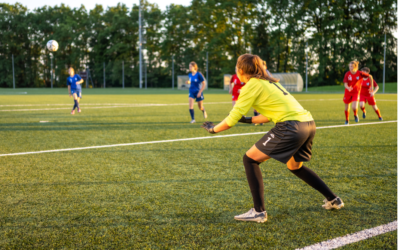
[359,71,369,78]
[343,72,349,83]
[67,78,70,86]
[198,73,205,82]
[76,74,82,81]
[230,75,235,84]
[225,81,263,127]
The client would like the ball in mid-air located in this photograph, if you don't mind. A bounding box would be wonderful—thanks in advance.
[46,40,59,52]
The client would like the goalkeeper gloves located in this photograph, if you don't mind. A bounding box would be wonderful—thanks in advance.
[201,121,216,134]
[238,116,252,123]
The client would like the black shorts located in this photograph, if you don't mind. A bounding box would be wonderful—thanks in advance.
[254,120,316,164]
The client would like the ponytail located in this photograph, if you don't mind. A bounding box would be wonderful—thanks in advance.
[237,54,279,83]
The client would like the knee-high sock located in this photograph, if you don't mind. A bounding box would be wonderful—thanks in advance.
[72,101,77,110]
[290,166,336,201]
[353,109,358,116]
[189,109,194,120]
[375,109,381,118]
[243,154,265,212]
[344,110,349,121]
[361,107,366,113]
[75,100,80,109]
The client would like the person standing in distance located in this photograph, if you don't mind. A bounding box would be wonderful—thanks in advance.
[67,67,84,115]
[202,54,344,223]
[359,67,382,120]
[229,68,245,107]
[187,62,207,123]
[343,60,374,124]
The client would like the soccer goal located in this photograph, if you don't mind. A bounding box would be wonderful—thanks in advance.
[177,75,208,90]
[223,74,232,91]
[272,73,303,92]
[223,73,303,92]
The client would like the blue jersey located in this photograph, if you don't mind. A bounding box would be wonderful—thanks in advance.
[188,72,205,92]
[67,74,82,90]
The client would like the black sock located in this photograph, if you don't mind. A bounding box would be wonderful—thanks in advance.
[72,101,76,110]
[243,154,265,212]
[75,100,80,109]
[290,166,336,201]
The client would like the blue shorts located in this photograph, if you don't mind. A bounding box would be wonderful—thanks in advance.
[71,89,82,98]
[189,90,204,102]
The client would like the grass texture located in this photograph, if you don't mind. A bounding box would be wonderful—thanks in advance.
[0,90,397,249]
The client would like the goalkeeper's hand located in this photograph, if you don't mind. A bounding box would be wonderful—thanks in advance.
[201,121,216,134]
[238,116,252,123]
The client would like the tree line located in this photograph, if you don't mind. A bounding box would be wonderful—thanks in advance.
[0,0,397,88]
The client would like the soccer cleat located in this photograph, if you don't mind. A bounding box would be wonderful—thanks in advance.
[354,115,359,123]
[234,208,267,223]
[78,108,81,113]
[322,197,344,210]
[71,110,75,115]
[202,110,208,119]
[379,117,383,121]
[190,120,196,124]
[362,112,366,119]
[345,120,349,125]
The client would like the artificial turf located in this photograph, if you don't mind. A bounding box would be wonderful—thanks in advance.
[0,89,397,249]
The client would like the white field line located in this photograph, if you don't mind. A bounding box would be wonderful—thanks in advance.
[0,120,396,157]
[296,221,397,250]
[0,102,231,107]
[0,102,232,112]
[0,98,397,111]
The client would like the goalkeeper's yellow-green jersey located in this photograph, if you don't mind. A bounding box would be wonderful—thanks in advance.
[225,78,313,127]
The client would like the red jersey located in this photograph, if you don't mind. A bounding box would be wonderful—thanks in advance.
[231,74,245,92]
[343,70,369,94]
[360,78,377,96]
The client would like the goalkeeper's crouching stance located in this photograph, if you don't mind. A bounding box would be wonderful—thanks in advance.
[201,54,344,223]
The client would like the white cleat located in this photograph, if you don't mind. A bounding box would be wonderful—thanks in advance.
[203,110,208,119]
[322,197,344,210]
[234,208,267,223]
[190,120,196,124]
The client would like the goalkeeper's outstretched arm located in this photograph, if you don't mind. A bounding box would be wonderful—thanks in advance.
[202,114,270,134]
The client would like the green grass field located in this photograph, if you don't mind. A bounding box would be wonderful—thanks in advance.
[0,88,397,249]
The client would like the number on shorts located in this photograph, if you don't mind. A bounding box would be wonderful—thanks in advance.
[271,82,288,95]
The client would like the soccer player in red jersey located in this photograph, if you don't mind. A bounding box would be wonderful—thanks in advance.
[229,70,245,106]
[343,60,374,124]
[359,67,382,120]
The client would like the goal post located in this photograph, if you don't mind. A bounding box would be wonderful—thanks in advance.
[222,73,303,92]
[224,74,232,91]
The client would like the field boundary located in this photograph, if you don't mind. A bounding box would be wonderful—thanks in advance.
[296,221,397,250]
[0,120,396,157]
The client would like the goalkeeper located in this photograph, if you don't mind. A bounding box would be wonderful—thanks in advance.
[202,54,344,223]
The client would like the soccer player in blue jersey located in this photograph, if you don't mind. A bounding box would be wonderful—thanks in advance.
[67,67,84,115]
[187,61,207,123]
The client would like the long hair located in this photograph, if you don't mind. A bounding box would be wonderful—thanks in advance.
[237,54,279,83]
[189,61,198,71]
[350,60,359,70]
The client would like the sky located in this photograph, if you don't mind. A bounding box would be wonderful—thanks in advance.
[5,0,189,11]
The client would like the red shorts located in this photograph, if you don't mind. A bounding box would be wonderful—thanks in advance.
[359,95,376,105]
[232,88,242,101]
[343,92,359,104]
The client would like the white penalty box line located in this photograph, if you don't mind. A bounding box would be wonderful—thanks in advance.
[296,221,397,250]
[0,120,396,157]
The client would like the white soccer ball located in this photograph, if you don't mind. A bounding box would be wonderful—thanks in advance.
[46,40,59,52]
